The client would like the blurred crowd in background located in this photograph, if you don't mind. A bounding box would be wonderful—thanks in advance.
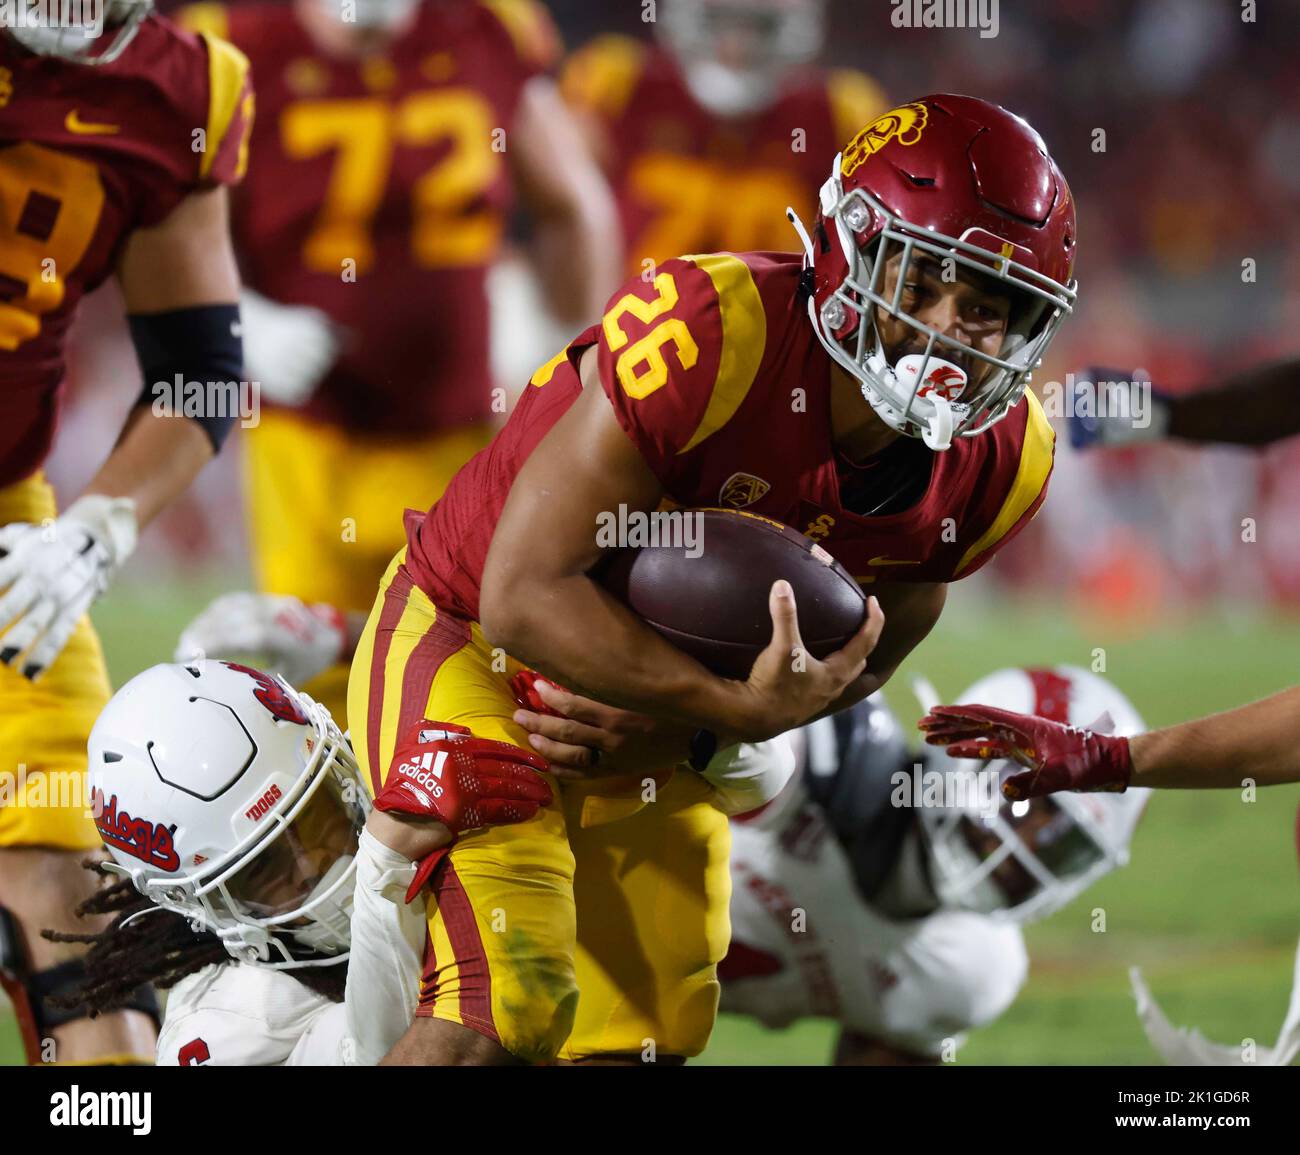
[52,0,1300,618]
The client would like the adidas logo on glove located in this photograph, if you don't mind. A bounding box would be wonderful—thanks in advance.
[395,749,449,798]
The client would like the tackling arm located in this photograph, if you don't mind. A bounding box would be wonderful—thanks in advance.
[1129,685,1300,788]
[921,683,1300,796]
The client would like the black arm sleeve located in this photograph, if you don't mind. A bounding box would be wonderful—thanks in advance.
[128,303,244,451]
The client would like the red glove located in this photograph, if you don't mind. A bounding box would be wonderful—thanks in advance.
[918,704,1133,800]
[510,670,566,718]
[373,721,553,901]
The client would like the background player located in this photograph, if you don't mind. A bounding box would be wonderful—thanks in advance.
[174,0,620,724]
[722,665,1149,1063]
[561,0,887,270]
[1067,355,1300,450]
[52,660,550,1065]
[350,94,1076,1066]
[922,681,1300,1069]
[0,3,251,1063]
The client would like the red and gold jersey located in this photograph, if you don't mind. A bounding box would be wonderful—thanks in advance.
[178,0,559,435]
[560,35,886,273]
[0,17,252,488]
[405,250,1055,621]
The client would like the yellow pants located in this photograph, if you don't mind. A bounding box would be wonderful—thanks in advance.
[242,409,490,724]
[0,474,109,850]
[348,551,731,1061]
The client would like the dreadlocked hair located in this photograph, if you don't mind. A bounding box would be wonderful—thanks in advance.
[41,860,347,1018]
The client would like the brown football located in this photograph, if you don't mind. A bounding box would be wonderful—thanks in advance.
[597,508,867,680]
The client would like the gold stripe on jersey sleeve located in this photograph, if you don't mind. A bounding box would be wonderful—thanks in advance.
[529,347,569,387]
[954,389,1055,576]
[483,0,562,71]
[827,68,890,149]
[198,32,251,180]
[559,35,644,120]
[175,2,228,40]
[677,253,766,455]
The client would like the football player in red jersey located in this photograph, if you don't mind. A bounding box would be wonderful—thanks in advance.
[174,0,620,726]
[562,0,888,271]
[346,94,1077,1065]
[0,4,252,1063]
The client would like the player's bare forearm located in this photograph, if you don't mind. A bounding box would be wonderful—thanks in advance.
[1168,356,1300,446]
[1129,685,1300,788]
[81,410,213,528]
[510,77,622,322]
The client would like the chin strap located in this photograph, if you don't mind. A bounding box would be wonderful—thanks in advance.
[786,206,816,264]
[920,394,955,451]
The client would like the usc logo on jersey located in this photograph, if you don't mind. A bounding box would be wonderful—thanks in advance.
[805,513,836,541]
[840,102,929,177]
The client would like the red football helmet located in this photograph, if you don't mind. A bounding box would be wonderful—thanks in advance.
[789,94,1077,449]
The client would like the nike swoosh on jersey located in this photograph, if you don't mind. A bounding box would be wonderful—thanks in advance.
[65,110,120,135]
[867,556,922,566]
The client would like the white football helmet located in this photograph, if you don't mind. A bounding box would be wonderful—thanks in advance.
[918,665,1151,923]
[659,0,825,117]
[88,661,370,968]
[5,0,153,66]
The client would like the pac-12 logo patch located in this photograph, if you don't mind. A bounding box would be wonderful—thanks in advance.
[841,102,929,177]
[719,472,771,509]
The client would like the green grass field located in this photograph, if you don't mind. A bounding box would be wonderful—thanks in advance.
[4,584,1298,1065]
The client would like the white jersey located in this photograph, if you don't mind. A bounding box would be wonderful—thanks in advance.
[721,781,1028,1057]
[156,830,424,1065]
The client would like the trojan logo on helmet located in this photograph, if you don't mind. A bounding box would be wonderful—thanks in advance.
[789,94,1078,451]
[840,102,930,175]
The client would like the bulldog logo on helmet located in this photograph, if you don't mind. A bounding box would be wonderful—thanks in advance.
[221,662,310,726]
[840,102,929,177]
